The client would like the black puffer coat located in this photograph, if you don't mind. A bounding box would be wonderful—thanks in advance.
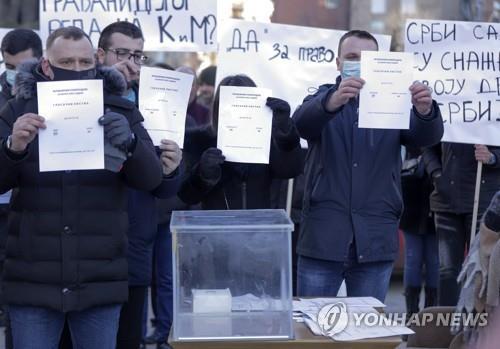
[0,61,162,312]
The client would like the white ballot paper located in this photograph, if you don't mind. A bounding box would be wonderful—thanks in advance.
[293,298,413,341]
[139,67,193,147]
[37,80,104,172]
[359,51,414,130]
[217,86,272,164]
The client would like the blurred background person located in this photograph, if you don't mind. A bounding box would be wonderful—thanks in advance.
[423,142,500,306]
[400,146,438,329]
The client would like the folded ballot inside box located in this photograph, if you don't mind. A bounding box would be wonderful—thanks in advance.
[192,289,232,313]
[171,209,294,341]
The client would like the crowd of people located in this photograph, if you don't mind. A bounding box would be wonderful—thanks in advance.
[0,22,498,349]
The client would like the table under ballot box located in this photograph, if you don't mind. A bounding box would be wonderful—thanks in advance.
[170,209,294,341]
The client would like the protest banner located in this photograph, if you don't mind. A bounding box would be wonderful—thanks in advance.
[217,19,392,114]
[40,0,217,52]
[405,19,500,242]
[217,20,391,207]
[405,19,500,146]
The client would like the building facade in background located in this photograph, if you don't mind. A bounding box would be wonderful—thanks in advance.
[350,0,497,50]
[272,0,350,30]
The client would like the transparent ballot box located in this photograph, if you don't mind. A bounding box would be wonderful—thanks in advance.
[170,209,294,341]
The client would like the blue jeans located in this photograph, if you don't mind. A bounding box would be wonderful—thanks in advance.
[403,232,439,289]
[297,250,394,302]
[9,304,121,349]
[144,222,173,342]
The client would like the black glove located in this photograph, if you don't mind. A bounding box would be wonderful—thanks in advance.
[267,97,291,132]
[266,97,299,151]
[199,147,225,182]
[98,111,134,151]
[485,191,500,232]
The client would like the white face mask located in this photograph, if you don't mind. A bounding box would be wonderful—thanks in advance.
[341,60,360,79]
[5,68,17,87]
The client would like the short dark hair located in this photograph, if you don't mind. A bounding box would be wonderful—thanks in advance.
[1,28,43,58]
[154,62,174,70]
[199,65,217,86]
[98,21,144,50]
[46,27,92,50]
[338,30,378,56]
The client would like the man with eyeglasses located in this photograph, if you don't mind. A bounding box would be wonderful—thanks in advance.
[97,22,148,103]
[97,22,182,349]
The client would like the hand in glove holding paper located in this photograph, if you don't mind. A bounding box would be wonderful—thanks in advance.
[326,77,365,112]
[267,97,291,130]
[199,148,225,183]
[410,82,433,116]
[266,97,299,151]
[98,111,135,151]
[159,139,182,176]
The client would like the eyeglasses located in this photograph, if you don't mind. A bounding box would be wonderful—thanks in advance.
[106,48,148,65]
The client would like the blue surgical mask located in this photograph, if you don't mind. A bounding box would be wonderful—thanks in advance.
[123,88,136,103]
[341,60,360,79]
[5,68,17,87]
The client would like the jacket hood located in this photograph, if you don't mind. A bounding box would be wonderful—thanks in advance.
[15,59,127,101]
[0,71,13,98]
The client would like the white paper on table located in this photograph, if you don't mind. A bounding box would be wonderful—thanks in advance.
[296,301,414,341]
[359,51,414,130]
[37,80,104,172]
[333,308,414,341]
[139,67,193,147]
[217,86,273,164]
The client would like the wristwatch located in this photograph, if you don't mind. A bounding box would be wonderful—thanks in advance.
[6,135,24,154]
[6,135,13,150]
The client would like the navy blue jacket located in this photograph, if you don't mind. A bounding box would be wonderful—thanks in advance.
[293,78,444,263]
[127,169,181,286]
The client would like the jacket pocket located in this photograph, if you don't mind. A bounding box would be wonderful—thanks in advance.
[310,165,324,202]
[391,173,404,218]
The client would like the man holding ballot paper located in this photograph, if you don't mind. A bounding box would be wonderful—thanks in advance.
[0,27,162,349]
[293,30,444,302]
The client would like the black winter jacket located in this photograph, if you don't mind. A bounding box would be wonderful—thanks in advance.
[423,142,500,215]
[0,61,163,312]
[178,124,304,210]
[0,72,13,110]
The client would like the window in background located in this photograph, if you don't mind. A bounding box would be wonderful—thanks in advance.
[324,0,340,9]
[371,0,387,14]
[370,20,385,33]
[401,0,416,14]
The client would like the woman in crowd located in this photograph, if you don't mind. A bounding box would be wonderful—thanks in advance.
[178,74,303,210]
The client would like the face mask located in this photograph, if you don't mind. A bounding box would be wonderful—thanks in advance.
[5,68,17,87]
[123,88,136,103]
[341,60,361,79]
[49,63,96,81]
